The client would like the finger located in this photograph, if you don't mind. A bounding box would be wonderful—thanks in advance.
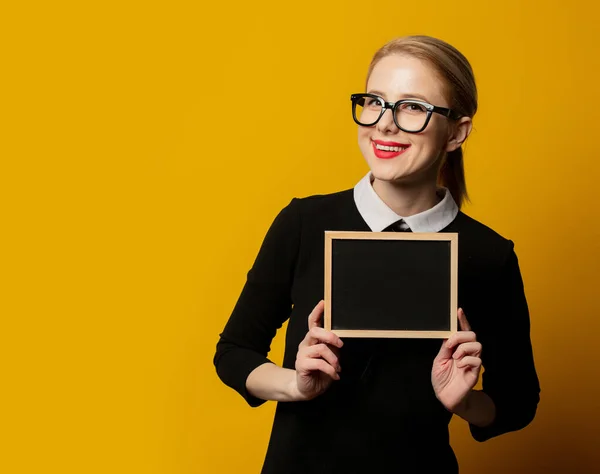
[458,308,472,332]
[452,341,482,359]
[298,326,343,350]
[445,330,477,350]
[300,343,341,371]
[456,356,482,370]
[436,338,454,360]
[297,358,340,380]
[307,326,344,348]
[307,300,325,330]
[330,343,341,357]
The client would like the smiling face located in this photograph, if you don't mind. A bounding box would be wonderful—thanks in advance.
[358,54,461,186]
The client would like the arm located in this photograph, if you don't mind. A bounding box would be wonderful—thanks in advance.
[246,300,344,403]
[213,198,301,407]
[468,243,541,441]
[245,363,301,402]
[453,389,496,427]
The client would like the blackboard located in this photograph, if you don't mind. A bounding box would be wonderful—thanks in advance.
[324,231,458,338]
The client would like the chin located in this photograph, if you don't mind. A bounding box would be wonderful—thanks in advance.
[365,152,441,188]
[366,157,409,181]
[370,167,411,184]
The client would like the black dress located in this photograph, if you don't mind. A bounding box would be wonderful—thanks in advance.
[214,189,540,474]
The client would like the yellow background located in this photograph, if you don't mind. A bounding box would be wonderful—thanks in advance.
[2,1,599,473]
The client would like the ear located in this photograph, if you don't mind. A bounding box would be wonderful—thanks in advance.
[446,117,473,153]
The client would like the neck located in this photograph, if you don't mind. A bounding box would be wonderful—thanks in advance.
[372,177,441,217]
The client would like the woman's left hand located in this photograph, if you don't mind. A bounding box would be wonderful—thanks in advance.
[431,308,482,412]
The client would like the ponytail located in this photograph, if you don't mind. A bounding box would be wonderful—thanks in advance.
[439,147,469,209]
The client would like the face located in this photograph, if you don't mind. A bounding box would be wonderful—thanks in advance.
[358,54,466,186]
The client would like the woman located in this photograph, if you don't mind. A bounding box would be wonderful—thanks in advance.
[214,35,540,473]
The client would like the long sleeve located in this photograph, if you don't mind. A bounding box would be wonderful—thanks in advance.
[213,198,301,407]
[469,242,541,441]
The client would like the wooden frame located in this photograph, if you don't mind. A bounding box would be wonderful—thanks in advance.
[324,231,458,338]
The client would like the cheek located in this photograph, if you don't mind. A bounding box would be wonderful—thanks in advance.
[413,124,447,153]
[358,126,370,141]
[358,127,372,150]
[427,118,450,148]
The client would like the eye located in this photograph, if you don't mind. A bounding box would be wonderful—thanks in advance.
[400,101,427,113]
[365,98,382,107]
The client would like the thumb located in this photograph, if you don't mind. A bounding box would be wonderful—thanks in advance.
[458,308,471,331]
[307,300,325,330]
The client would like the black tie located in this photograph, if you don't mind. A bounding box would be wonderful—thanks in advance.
[383,219,412,232]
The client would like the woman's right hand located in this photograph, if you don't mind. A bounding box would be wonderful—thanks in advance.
[294,300,344,401]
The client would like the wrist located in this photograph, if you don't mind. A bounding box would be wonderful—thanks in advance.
[452,390,473,416]
[452,390,496,427]
[286,371,311,402]
[286,374,302,401]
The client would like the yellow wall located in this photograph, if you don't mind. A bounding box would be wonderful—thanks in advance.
[3,1,600,473]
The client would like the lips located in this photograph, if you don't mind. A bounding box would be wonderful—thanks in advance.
[371,139,411,159]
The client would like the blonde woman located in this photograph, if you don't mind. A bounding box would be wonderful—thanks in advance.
[214,35,540,473]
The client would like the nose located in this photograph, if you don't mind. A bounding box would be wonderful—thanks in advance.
[376,107,399,134]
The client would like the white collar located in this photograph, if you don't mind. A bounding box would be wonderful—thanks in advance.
[353,171,459,232]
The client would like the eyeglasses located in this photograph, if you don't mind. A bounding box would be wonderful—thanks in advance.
[350,93,461,133]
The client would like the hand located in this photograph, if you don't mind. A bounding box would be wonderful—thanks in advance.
[431,308,482,412]
[294,300,344,401]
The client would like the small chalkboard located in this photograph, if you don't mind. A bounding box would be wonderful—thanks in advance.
[324,231,458,338]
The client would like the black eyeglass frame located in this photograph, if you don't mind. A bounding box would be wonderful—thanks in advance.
[350,93,462,133]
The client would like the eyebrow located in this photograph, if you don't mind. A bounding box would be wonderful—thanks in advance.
[367,89,432,103]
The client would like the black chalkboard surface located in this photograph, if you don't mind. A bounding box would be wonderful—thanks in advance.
[324,231,458,338]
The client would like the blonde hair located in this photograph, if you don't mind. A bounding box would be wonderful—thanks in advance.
[366,35,477,208]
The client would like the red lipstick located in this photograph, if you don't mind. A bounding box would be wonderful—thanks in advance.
[371,139,410,160]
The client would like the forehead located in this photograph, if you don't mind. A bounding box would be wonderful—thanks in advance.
[367,54,449,106]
